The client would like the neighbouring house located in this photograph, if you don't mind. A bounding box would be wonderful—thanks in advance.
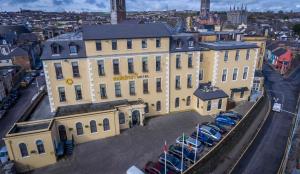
[9,47,31,70]
[271,48,293,74]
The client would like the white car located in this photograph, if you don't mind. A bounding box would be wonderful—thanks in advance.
[272,103,282,112]
[126,165,144,174]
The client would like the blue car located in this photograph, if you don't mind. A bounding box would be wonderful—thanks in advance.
[220,111,242,121]
[158,153,188,172]
[190,131,215,147]
[215,115,236,127]
[168,144,199,164]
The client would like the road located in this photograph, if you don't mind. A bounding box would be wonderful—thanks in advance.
[231,65,300,174]
[0,76,45,146]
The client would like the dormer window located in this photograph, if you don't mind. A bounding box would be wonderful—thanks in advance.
[176,40,182,49]
[51,43,61,55]
[69,44,78,55]
[188,40,194,48]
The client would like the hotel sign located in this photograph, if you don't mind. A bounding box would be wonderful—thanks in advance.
[113,73,149,81]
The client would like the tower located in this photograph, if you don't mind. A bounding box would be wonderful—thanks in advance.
[200,0,210,17]
[110,0,126,25]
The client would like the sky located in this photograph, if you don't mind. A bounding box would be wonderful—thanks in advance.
[0,0,299,12]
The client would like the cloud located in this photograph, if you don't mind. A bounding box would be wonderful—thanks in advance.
[0,0,299,12]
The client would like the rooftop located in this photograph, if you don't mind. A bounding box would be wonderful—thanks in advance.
[200,41,259,50]
[48,32,83,41]
[8,120,52,135]
[194,83,228,101]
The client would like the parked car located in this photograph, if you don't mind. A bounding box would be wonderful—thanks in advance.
[176,135,203,152]
[168,144,199,164]
[190,131,215,147]
[144,161,176,174]
[220,111,242,121]
[198,125,222,142]
[0,146,8,164]
[215,115,236,127]
[20,76,34,88]
[201,122,228,134]
[158,153,188,173]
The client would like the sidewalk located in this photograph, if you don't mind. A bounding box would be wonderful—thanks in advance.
[212,95,271,174]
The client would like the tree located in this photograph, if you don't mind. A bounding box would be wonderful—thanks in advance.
[293,24,300,36]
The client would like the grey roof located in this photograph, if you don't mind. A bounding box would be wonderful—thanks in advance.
[41,32,86,60]
[82,23,172,40]
[55,100,144,117]
[272,48,287,57]
[9,121,51,134]
[194,88,228,101]
[0,25,30,36]
[231,87,249,93]
[9,47,28,57]
[255,70,264,77]
[170,33,206,53]
[199,41,259,50]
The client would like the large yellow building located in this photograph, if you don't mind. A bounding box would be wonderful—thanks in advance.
[3,23,263,172]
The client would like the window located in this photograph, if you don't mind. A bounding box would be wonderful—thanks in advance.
[188,54,193,68]
[36,140,45,154]
[156,78,162,92]
[103,118,110,131]
[76,122,84,135]
[119,112,125,124]
[197,99,200,108]
[246,49,250,60]
[112,40,117,50]
[19,143,28,157]
[240,91,245,98]
[207,101,211,111]
[74,85,82,100]
[128,58,134,73]
[200,53,204,62]
[224,51,228,62]
[71,62,80,77]
[143,79,149,94]
[188,40,194,47]
[218,99,222,109]
[129,81,135,95]
[176,40,182,49]
[175,76,181,89]
[90,120,97,133]
[127,39,132,49]
[156,38,161,48]
[145,103,149,113]
[58,87,66,102]
[243,67,248,80]
[156,101,161,111]
[142,39,147,49]
[222,69,227,82]
[96,41,102,51]
[233,68,238,80]
[176,55,181,69]
[54,63,63,79]
[156,56,161,72]
[235,50,240,61]
[113,59,120,75]
[186,96,191,106]
[199,69,204,81]
[51,44,60,55]
[97,60,105,76]
[115,82,121,97]
[69,45,78,54]
[100,84,107,99]
[175,97,180,108]
[187,74,192,88]
[142,57,148,72]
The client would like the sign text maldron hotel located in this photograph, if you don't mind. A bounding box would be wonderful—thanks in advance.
[113,73,149,81]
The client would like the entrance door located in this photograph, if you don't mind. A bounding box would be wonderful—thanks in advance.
[132,110,140,126]
[58,125,67,142]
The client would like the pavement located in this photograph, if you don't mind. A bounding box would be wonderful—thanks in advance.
[0,77,44,146]
[231,64,300,174]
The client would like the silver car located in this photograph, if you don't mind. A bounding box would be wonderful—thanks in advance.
[199,125,222,142]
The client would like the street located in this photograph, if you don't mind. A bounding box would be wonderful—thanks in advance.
[0,76,45,146]
[231,65,300,174]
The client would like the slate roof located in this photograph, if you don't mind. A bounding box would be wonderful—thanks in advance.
[82,23,172,40]
[8,120,52,134]
[272,48,287,57]
[170,33,207,53]
[9,47,28,57]
[199,41,259,50]
[193,84,228,101]
[41,32,86,60]
[0,25,30,36]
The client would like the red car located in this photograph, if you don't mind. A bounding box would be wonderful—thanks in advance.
[144,161,176,174]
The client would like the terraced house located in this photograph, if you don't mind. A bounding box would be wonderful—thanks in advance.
[3,23,264,172]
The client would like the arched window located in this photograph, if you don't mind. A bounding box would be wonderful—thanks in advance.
[19,143,28,157]
[103,118,110,131]
[36,140,45,154]
[119,112,125,124]
[76,122,84,135]
[90,120,97,133]
[156,101,161,111]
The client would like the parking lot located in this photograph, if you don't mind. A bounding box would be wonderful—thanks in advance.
[32,101,253,174]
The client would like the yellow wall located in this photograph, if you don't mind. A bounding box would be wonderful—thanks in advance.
[243,36,266,70]
[192,96,227,115]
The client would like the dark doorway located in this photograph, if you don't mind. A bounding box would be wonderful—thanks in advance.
[58,125,67,142]
[132,110,140,126]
